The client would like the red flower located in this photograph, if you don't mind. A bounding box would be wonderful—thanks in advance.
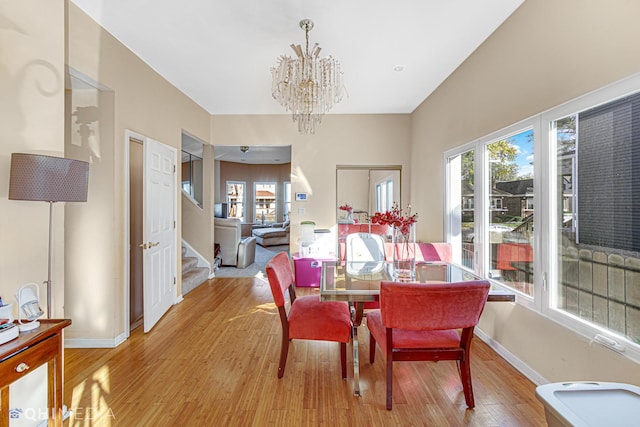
[370,203,417,236]
[339,203,353,213]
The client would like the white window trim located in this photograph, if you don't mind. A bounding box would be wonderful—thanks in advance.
[445,72,640,364]
[540,73,640,362]
[254,181,277,224]
[226,180,246,221]
[445,119,540,311]
[283,181,291,221]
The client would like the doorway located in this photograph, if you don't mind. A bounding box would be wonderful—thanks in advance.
[129,138,144,331]
[126,131,178,335]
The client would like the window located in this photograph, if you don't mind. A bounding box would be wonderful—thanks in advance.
[447,148,475,269]
[463,197,475,211]
[449,130,535,295]
[446,73,640,361]
[375,179,394,212]
[283,181,291,222]
[552,90,640,348]
[254,182,276,224]
[226,181,245,221]
[490,198,503,210]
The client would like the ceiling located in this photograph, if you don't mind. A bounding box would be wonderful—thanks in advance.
[70,0,524,116]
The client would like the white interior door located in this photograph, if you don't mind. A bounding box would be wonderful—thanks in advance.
[143,138,177,332]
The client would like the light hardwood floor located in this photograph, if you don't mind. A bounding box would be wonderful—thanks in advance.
[64,277,547,426]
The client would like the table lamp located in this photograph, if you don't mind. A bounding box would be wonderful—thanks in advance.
[9,153,89,318]
[15,283,44,332]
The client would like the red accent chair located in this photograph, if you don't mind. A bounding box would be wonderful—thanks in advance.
[367,280,490,410]
[265,251,352,379]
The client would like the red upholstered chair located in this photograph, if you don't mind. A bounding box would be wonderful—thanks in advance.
[367,280,490,410]
[265,251,352,379]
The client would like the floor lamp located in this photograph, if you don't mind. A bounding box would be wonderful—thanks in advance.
[8,153,89,319]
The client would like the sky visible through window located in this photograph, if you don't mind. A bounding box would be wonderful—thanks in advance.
[510,129,533,178]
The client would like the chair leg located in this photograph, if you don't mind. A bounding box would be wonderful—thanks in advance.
[386,356,393,410]
[459,356,475,408]
[277,335,290,378]
[340,342,347,379]
[386,329,393,410]
[369,334,376,363]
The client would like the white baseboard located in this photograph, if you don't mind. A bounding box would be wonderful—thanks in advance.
[475,327,548,386]
[65,331,128,348]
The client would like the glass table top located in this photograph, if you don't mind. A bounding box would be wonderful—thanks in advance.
[320,260,515,302]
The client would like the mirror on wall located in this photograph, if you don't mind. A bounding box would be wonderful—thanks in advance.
[336,165,401,223]
[182,133,204,207]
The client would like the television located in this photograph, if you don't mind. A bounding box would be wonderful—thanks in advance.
[214,202,228,218]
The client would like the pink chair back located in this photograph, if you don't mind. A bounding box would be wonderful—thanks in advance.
[379,280,490,331]
[265,252,295,307]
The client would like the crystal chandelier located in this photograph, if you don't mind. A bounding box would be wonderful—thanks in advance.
[271,19,346,135]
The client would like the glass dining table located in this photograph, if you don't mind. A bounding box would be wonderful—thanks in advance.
[319,259,515,396]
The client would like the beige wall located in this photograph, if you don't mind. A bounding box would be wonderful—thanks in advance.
[412,0,640,383]
[66,3,211,342]
[182,142,215,262]
[0,0,65,319]
[212,114,412,245]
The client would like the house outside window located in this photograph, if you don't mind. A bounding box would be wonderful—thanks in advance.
[462,197,474,211]
[254,182,276,224]
[490,198,503,210]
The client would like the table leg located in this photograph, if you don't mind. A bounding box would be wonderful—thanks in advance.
[350,302,365,397]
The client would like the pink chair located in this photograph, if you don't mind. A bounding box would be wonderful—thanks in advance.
[367,280,490,409]
[266,252,352,379]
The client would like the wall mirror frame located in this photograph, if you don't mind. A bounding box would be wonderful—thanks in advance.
[336,165,402,224]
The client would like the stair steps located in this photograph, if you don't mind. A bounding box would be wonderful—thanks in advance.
[181,246,209,295]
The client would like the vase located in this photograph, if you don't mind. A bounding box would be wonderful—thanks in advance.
[392,224,416,281]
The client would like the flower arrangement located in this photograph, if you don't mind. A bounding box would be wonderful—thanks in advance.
[338,203,353,213]
[371,203,418,280]
[370,203,417,235]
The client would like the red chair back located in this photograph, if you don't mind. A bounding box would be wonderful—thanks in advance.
[265,251,295,307]
[379,280,490,331]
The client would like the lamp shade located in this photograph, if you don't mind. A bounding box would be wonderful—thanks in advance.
[9,153,89,202]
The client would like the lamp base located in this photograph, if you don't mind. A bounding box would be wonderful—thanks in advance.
[18,320,40,332]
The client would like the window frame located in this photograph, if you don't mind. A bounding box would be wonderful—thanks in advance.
[541,74,640,362]
[254,181,277,224]
[445,119,541,311]
[226,180,246,222]
[445,72,640,363]
[283,181,291,222]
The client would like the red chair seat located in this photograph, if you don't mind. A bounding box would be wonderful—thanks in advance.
[289,295,351,342]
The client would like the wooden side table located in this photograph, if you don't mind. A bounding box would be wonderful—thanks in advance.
[0,319,72,427]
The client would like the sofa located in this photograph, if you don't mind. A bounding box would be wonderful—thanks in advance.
[214,217,256,267]
[252,221,290,247]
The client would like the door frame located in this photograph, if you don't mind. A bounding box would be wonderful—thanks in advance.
[123,129,180,340]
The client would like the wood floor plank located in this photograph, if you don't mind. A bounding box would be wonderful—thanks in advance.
[64,277,546,426]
